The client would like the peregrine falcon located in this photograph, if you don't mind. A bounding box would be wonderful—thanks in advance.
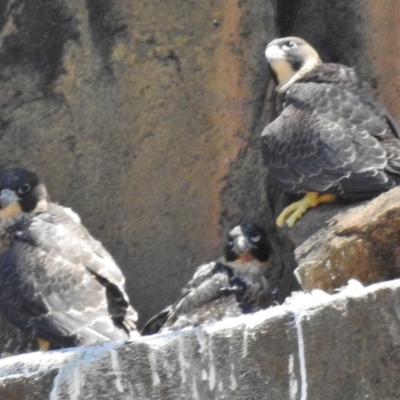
[141,223,272,335]
[0,168,138,350]
[262,36,400,227]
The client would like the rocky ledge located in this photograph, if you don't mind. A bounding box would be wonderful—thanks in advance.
[1,278,400,399]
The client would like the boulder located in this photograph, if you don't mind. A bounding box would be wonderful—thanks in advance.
[295,188,400,292]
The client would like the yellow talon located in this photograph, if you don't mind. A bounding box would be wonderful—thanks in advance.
[37,338,51,352]
[276,192,337,227]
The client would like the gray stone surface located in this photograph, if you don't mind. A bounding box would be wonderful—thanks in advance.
[0,0,278,343]
[1,279,400,399]
[295,188,400,293]
[2,3,400,398]
[264,0,400,301]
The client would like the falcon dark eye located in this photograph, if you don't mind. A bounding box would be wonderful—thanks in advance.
[250,233,261,242]
[18,184,31,194]
[284,40,296,49]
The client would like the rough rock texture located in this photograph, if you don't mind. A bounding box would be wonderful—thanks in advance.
[0,0,277,341]
[1,5,400,400]
[264,0,400,297]
[295,188,400,292]
[1,280,400,399]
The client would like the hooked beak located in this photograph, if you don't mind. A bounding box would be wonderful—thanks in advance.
[233,235,252,254]
[0,189,19,209]
[229,226,253,254]
[265,44,285,63]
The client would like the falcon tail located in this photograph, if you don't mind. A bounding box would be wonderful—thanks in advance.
[141,307,172,336]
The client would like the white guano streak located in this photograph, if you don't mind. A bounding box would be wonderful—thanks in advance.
[148,349,160,387]
[295,311,307,400]
[192,372,200,400]
[110,349,124,393]
[178,335,189,383]
[288,354,298,400]
[50,367,63,400]
[68,367,81,400]
[242,325,248,358]
[230,363,238,391]
[208,335,216,391]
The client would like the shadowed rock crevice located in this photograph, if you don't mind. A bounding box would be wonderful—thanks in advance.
[86,0,128,74]
[0,0,79,92]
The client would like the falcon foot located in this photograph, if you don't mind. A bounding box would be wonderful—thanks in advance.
[37,338,51,352]
[276,192,337,227]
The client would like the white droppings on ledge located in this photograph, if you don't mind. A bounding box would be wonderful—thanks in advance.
[50,366,63,400]
[294,310,307,400]
[196,329,207,354]
[242,325,248,358]
[288,353,298,400]
[202,369,208,381]
[178,335,190,383]
[208,335,216,391]
[4,279,400,399]
[22,361,29,375]
[230,363,237,391]
[192,371,200,400]
[148,349,160,387]
[336,279,364,296]
[110,349,124,393]
[68,367,81,400]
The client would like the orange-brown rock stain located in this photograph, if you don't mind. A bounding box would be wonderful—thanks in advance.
[365,0,400,123]
[0,0,273,328]
[203,2,255,250]
[296,188,400,292]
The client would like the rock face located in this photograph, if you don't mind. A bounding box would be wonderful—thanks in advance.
[1,0,400,397]
[295,188,400,293]
[0,0,277,332]
[1,279,400,399]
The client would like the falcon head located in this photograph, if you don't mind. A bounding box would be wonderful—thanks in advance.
[224,223,271,263]
[0,168,48,215]
[265,37,321,91]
